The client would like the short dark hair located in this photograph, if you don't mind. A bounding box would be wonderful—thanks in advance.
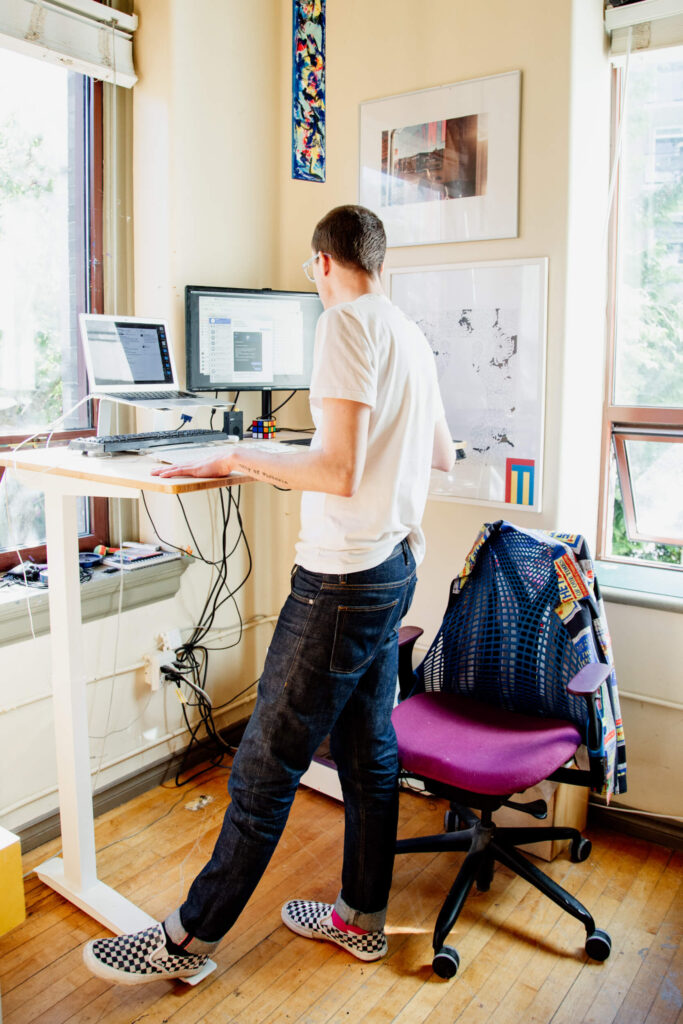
[311,205,386,274]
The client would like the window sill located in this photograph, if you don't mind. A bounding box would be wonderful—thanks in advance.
[596,559,683,614]
[0,558,191,646]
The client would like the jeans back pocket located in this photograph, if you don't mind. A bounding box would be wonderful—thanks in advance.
[330,599,400,675]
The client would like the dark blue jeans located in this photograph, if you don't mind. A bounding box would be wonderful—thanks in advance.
[165,539,417,953]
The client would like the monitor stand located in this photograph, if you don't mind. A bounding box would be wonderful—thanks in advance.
[261,391,274,420]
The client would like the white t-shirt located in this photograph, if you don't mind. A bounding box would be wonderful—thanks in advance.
[294,292,445,574]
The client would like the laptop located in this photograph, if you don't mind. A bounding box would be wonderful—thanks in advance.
[79,313,228,408]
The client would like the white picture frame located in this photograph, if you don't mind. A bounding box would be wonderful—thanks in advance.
[359,71,521,247]
[387,258,548,511]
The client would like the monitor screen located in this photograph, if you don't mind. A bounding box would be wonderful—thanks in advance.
[185,286,323,393]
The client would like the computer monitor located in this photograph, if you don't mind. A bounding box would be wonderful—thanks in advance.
[185,285,323,418]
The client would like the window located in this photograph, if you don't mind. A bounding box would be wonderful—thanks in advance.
[0,49,107,571]
[599,48,683,568]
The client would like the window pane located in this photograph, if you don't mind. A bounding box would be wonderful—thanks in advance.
[614,50,683,409]
[0,474,89,554]
[0,50,90,436]
[624,438,683,542]
[609,468,683,566]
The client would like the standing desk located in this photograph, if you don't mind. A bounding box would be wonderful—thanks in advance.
[0,446,249,976]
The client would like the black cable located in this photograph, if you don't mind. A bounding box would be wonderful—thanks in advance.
[212,676,259,710]
[176,494,207,562]
[140,492,230,568]
[270,390,297,416]
[140,484,255,782]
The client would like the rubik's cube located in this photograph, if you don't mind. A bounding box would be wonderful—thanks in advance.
[251,417,277,439]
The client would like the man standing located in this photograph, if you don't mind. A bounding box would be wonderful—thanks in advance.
[84,205,454,984]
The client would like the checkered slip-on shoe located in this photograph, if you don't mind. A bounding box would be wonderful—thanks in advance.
[83,923,208,985]
[281,899,388,962]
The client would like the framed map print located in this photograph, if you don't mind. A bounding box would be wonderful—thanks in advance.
[387,258,548,511]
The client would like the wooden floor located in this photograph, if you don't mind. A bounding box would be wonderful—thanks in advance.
[1,762,681,1024]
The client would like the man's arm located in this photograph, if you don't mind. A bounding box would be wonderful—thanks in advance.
[151,398,371,497]
[432,414,455,472]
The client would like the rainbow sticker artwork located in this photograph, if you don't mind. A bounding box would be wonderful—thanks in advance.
[292,0,325,182]
[505,458,535,506]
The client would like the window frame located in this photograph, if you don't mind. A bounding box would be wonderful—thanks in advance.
[0,75,108,572]
[597,63,683,567]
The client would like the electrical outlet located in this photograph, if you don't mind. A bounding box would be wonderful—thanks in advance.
[157,628,183,652]
[143,652,163,690]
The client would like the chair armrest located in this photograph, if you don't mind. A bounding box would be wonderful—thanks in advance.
[567,662,612,696]
[566,662,612,787]
[397,625,424,701]
[398,625,424,648]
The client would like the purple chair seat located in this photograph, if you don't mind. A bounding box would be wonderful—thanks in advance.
[391,692,582,796]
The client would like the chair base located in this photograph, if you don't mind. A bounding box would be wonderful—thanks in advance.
[396,800,610,975]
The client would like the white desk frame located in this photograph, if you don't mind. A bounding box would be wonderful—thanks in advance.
[0,448,242,982]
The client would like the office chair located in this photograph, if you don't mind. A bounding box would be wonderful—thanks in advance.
[392,520,626,979]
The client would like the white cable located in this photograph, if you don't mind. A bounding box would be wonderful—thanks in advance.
[2,391,95,640]
[0,476,38,640]
[88,690,152,740]
[9,392,93,463]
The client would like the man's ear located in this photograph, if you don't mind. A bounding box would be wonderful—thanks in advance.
[320,252,333,276]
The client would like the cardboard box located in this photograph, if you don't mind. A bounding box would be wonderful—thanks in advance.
[493,776,589,861]
[0,827,26,934]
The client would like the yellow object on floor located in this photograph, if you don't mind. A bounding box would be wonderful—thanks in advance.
[0,827,26,934]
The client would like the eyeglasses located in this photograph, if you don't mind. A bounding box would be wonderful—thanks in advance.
[302,252,322,283]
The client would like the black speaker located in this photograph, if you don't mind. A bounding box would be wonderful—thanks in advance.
[222,410,244,439]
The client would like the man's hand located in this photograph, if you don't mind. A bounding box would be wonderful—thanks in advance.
[150,453,237,479]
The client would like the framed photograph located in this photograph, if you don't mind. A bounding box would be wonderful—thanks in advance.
[387,258,548,511]
[360,71,520,247]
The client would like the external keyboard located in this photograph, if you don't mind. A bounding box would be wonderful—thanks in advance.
[69,428,230,454]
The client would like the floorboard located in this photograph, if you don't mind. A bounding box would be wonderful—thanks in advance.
[0,763,680,1024]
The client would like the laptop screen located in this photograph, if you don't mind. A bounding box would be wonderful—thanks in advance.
[81,317,174,387]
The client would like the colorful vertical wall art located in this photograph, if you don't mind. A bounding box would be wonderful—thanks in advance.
[292,0,325,182]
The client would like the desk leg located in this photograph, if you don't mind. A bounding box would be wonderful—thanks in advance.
[34,492,157,935]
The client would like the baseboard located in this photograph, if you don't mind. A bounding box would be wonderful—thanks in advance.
[16,719,249,854]
[588,802,683,852]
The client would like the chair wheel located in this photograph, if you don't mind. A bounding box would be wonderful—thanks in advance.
[570,837,592,863]
[585,929,612,962]
[432,945,460,979]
